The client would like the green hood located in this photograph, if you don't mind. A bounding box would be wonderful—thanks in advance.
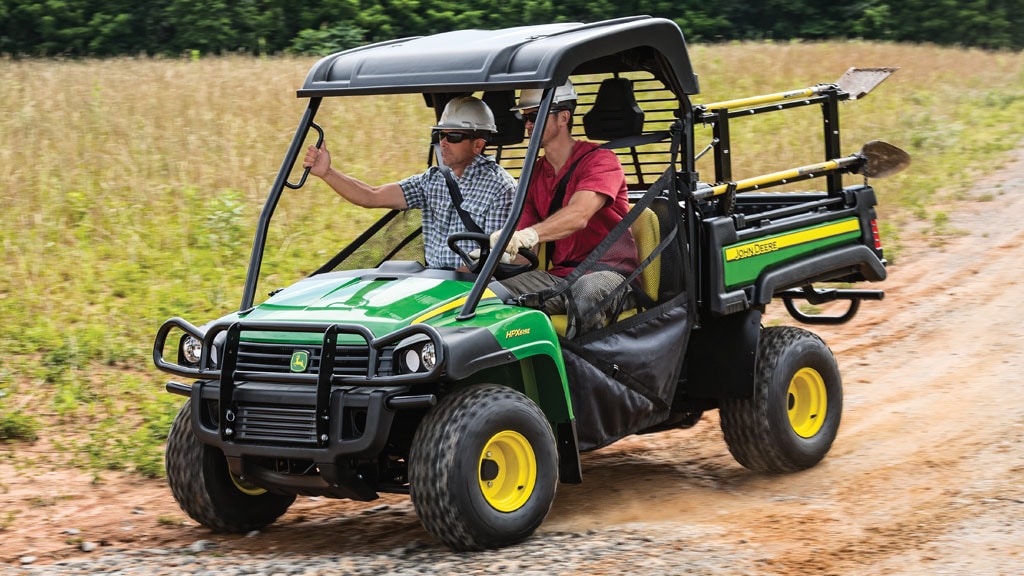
[238,273,492,343]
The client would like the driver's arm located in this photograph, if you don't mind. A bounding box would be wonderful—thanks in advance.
[304,143,408,210]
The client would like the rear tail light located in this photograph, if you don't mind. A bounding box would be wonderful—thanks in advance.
[870,219,882,249]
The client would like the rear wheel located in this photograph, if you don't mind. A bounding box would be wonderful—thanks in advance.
[165,400,295,532]
[719,326,843,473]
[409,384,558,551]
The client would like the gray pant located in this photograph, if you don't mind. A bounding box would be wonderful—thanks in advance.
[500,270,631,337]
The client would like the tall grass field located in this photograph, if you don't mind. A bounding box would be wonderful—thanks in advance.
[1,42,1021,478]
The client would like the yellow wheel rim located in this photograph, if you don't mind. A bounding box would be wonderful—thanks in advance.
[478,430,537,512]
[788,367,827,438]
[229,470,267,496]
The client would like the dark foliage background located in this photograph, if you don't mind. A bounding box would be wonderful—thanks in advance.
[1,0,1021,57]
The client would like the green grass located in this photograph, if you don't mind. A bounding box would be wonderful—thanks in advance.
[0,409,40,442]
[0,43,1021,478]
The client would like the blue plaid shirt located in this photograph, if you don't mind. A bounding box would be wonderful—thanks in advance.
[399,154,515,269]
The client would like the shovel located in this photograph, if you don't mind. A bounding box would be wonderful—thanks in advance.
[699,140,911,198]
[700,67,899,111]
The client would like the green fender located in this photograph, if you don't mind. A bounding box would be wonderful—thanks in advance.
[427,305,581,482]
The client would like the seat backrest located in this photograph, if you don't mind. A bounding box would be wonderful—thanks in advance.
[583,77,645,141]
[648,196,684,301]
[631,207,661,302]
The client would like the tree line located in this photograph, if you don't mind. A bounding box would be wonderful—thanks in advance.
[1,0,1020,57]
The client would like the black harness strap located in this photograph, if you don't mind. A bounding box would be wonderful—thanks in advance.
[542,147,598,269]
[435,143,484,234]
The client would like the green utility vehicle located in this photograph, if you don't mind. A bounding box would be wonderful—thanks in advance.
[153,16,909,551]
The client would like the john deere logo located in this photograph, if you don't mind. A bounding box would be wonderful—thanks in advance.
[290,350,310,373]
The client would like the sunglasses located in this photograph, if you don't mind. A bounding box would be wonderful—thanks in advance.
[433,130,476,144]
[520,108,569,123]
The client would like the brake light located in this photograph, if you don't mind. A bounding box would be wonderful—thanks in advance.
[870,219,882,249]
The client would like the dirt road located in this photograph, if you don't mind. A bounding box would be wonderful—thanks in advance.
[3,148,1022,574]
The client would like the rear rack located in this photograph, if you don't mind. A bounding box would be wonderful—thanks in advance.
[693,67,897,198]
[487,67,896,197]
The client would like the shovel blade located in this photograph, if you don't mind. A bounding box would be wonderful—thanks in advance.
[835,67,899,100]
[857,140,912,178]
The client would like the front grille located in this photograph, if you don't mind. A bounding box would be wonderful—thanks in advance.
[236,342,394,377]
[236,405,317,444]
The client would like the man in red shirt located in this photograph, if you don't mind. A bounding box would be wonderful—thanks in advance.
[493,81,639,337]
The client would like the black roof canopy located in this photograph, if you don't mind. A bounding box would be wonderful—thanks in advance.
[298,16,700,98]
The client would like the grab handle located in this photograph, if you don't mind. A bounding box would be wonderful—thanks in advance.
[285,122,324,190]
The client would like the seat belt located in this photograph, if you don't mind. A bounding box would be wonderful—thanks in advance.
[430,141,481,233]
[542,147,598,269]
[440,165,484,234]
[434,143,484,234]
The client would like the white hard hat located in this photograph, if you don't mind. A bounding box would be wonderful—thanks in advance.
[432,96,497,133]
[511,80,578,111]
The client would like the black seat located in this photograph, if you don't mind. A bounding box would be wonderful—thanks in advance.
[583,78,645,141]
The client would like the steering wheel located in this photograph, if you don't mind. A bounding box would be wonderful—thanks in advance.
[446,231,539,279]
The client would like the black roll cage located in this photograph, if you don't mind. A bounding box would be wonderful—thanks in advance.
[237,16,701,319]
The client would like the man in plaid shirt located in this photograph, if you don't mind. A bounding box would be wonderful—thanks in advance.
[303,96,515,270]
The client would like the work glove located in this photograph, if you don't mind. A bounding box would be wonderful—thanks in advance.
[490,227,539,257]
[467,249,514,264]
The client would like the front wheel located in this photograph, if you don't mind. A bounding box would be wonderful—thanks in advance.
[719,326,843,473]
[409,384,558,551]
[165,400,295,532]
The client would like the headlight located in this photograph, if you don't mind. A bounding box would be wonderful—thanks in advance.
[182,335,203,364]
[403,348,422,373]
[420,342,436,370]
[399,341,438,373]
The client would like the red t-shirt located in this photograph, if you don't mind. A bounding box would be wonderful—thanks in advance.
[520,140,639,277]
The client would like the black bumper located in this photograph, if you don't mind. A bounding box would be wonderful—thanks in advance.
[184,380,429,500]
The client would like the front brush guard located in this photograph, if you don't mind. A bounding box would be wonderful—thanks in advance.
[154,318,447,446]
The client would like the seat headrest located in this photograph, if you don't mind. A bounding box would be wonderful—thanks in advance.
[583,78,645,141]
[482,91,525,146]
